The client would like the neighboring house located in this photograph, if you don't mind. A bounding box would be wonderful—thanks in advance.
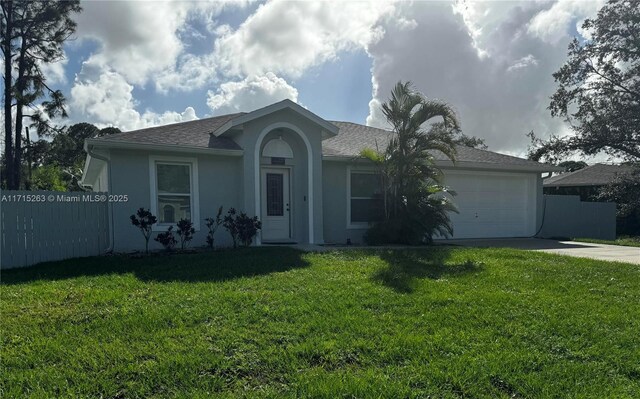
[81,100,559,251]
[543,163,634,201]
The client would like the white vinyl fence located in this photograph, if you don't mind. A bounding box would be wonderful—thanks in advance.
[1,191,110,269]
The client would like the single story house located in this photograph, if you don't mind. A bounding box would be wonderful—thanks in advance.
[81,99,559,251]
[543,163,634,201]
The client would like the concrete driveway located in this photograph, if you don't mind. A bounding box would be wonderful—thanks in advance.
[445,238,640,265]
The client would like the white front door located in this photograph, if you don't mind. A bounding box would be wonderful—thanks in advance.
[261,168,291,241]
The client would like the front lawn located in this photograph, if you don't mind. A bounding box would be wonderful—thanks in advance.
[573,236,640,247]
[2,247,639,398]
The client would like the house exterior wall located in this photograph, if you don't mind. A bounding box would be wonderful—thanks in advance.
[86,104,554,251]
[322,160,545,244]
[232,108,325,244]
[107,148,243,252]
[98,108,329,251]
[322,160,371,244]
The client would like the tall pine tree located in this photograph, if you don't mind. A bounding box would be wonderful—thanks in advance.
[1,0,81,189]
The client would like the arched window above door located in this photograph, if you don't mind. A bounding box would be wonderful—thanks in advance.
[262,137,293,158]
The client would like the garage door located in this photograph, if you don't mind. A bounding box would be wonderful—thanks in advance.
[442,170,537,239]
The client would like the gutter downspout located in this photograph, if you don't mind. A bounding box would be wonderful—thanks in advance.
[84,144,114,253]
[533,171,554,238]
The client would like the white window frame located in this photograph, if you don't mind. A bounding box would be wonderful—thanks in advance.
[346,165,381,229]
[149,155,200,232]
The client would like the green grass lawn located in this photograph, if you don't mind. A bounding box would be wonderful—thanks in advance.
[573,236,640,247]
[2,247,639,398]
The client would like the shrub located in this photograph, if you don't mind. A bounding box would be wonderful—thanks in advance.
[236,213,262,247]
[155,226,177,251]
[364,218,407,246]
[130,208,157,254]
[365,184,457,246]
[176,219,195,250]
[205,206,224,249]
[223,208,262,248]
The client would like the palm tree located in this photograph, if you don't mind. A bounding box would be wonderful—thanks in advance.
[363,81,460,244]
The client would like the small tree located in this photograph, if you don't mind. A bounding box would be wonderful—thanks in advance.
[130,208,157,254]
[205,206,224,248]
[176,219,195,250]
[361,81,459,244]
[155,226,177,251]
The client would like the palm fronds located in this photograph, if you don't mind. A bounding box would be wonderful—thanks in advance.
[364,81,461,244]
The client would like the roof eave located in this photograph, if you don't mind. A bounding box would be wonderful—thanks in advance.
[323,154,562,172]
[436,160,563,172]
[543,182,606,187]
[85,138,244,156]
[322,155,372,162]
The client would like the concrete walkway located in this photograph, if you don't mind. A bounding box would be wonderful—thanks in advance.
[445,238,640,265]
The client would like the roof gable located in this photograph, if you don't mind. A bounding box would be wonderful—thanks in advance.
[212,99,339,138]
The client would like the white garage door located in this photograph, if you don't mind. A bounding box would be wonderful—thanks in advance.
[443,170,537,239]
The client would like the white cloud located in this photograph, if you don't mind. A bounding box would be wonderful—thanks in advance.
[40,57,68,85]
[75,1,189,85]
[365,0,603,156]
[207,73,298,114]
[155,0,396,93]
[527,0,605,44]
[74,1,251,87]
[155,53,218,93]
[507,54,539,72]
[213,0,396,78]
[70,70,198,131]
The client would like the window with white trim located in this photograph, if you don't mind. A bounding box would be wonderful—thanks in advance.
[349,171,384,225]
[155,162,192,224]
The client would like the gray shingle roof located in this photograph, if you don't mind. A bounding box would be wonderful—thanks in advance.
[94,113,245,150]
[543,163,634,187]
[91,113,554,169]
[325,121,553,169]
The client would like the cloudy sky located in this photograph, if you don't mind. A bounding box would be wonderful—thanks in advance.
[48,0,605,156]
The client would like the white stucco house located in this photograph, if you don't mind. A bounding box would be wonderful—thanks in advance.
[81,99,560,251]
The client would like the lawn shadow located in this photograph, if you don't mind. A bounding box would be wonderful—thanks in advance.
[373,248,484,293]
[1,247,310,285]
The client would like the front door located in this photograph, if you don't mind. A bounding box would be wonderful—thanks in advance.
[261,168,291,241]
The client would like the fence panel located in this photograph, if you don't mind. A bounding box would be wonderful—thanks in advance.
[539,195,617,240]
[1,191,110,269]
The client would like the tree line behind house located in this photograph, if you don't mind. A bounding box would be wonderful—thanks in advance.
[1,122,121,191]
